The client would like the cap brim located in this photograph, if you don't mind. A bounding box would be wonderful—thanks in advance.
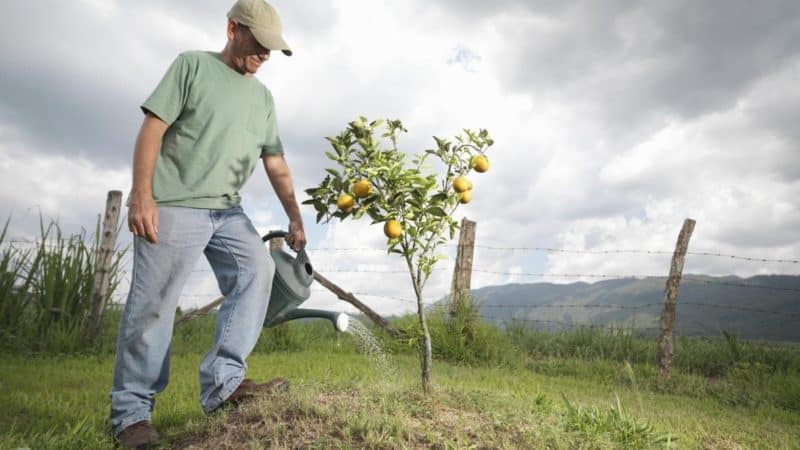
[251,27,292,56]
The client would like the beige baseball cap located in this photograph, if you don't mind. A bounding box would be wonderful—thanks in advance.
[227,0,292,56]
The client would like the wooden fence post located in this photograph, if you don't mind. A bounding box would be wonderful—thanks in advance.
[657,218,696,379]
[85,190,122,343]
[450,217,476,316]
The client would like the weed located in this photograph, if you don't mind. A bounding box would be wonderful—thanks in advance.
[561,394,676,449]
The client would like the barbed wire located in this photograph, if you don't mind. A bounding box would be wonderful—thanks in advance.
[304,244,798,264]
[480,303,662,310]
[682,276,800,293]
[476,315,661,332]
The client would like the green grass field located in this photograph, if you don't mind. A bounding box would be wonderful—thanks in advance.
[2,315,800,449]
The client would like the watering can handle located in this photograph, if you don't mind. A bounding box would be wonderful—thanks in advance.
[261,230,288,242]
[261,230,312,272]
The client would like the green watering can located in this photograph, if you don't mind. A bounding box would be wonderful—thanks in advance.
[260,230,349,332]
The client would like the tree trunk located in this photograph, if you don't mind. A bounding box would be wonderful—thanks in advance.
[417,291,433,393]
[406,255,433,393]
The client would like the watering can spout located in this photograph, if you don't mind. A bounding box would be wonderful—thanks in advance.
[260,230,348,333]
[266,308,349,332]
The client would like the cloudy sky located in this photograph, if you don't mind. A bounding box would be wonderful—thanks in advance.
[1,0,798,316]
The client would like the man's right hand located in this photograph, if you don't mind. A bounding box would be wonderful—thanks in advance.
[128,193,159,244]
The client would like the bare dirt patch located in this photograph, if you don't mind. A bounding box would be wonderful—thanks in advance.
[172,387,538,449]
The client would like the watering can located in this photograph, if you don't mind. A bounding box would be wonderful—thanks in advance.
[261,230,349,332]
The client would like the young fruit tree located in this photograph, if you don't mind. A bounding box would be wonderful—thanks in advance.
[303,117,494,392]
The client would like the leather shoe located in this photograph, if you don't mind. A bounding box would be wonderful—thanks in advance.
[115,420,159,449]
[209,377,289,413]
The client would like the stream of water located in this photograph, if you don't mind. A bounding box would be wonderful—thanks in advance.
[345,317,395,376]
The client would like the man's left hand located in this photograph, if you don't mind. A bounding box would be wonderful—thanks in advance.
[286,221,306,251]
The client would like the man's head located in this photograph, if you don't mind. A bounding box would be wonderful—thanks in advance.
[224,0,292,76]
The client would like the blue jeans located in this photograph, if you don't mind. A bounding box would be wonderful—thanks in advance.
[109,205,275,435]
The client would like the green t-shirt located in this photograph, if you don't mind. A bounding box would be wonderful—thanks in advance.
[127,50,284,209]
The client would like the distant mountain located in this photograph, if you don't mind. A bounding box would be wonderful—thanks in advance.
[469,275,800,342]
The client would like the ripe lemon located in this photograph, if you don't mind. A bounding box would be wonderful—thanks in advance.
[453,176,472,193]
[384,219,403,238]
[471,155,490,173]
[336,194,355,212]
[353,179,372,198]
[459,190,472,204]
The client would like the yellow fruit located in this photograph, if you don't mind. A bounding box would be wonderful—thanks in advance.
[453,176,472,193]
[353,179,372,198]
[337,194,355,212]
[459,190,472,204]
[384,219,403,238]
[472,155,490,173]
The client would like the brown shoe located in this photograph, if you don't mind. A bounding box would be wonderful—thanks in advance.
[210,377,290,413]
[115,420,159,449]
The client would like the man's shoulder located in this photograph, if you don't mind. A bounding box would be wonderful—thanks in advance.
[174,50,217,64]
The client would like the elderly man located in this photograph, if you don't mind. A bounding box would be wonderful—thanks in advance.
[109,0,304,448]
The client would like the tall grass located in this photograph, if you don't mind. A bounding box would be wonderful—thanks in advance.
[0,214,127,354]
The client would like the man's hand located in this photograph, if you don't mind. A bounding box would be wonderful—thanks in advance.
[286,220,306,251]
[128,192,159,244]
[128,112,168,244]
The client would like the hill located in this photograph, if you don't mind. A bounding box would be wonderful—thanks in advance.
[471,274,800,342]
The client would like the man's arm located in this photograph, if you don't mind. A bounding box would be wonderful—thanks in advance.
[262,154,306,251]
[128,112,168,244]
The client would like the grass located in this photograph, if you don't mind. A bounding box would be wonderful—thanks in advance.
[2,317,800,449]
[2,218,799,448]
[0,214,127,355]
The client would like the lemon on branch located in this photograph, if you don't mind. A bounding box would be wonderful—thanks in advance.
[471,155,490,173]
[384,219,403,238]
[459,190,472,204]
[353,179,372,198]
[337,194,355,212]
[453,176,472,193]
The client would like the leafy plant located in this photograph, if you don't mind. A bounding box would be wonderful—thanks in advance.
[304,117,494,391]
[561,394,675,448]
[0,213,127,353]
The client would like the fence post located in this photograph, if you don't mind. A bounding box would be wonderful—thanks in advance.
[85,190,122,343]
[657,218,696,379]
[450,217,476,316]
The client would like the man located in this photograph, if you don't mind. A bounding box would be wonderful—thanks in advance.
[109,1,305,448]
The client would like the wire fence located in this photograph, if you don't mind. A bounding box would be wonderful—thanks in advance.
[4,227,799,341]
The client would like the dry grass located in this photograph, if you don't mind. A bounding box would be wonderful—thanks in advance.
[173,385,562,449]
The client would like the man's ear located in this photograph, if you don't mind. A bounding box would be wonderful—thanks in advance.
[226,20,236,41]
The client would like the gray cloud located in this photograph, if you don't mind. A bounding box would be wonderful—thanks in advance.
[0,0,338,168]
[437,0,800,130]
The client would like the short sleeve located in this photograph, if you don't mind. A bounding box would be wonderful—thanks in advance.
[140,53,193,125]
[260,90,285,157]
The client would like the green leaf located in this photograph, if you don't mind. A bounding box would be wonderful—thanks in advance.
[324,151,338,161]
[430,193,448,203]
[367,208,384,222]
[428,206,447,217]
[354,207,366,219]
[325,168,340,177]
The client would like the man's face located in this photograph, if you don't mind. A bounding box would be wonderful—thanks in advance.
[228,21,271,75]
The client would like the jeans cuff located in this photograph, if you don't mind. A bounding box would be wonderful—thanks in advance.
[201,374,244,413]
